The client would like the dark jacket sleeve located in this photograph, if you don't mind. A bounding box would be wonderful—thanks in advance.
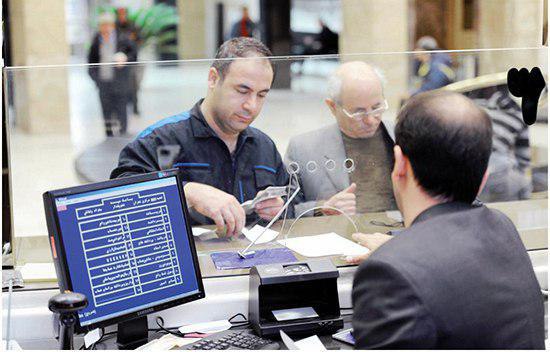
[87,34,100,83]
[117,34,138,62]
[110,135,161,179]
[352,259,437,349]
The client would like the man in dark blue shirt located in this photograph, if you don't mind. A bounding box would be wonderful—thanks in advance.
[412,36,455,96]
[112,37,293,237]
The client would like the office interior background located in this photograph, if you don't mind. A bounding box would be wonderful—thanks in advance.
[1,0,548,342]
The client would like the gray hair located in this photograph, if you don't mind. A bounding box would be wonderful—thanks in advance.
[98,12,115,25]
[327,65,386,103]
[211,37,274,80]
[416,36,438,50]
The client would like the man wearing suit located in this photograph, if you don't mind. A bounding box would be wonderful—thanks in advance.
[351,91,545,349]
[285,62,396,217]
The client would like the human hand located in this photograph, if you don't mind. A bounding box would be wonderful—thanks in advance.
[255,197,284,221]
[322,183,357,215]
[114,52,128,67]
[345,232,392,264]
[184,182,245,237]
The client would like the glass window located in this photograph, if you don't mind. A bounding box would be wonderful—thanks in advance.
[4,47,547,282]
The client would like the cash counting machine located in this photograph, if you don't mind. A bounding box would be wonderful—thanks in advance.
[248,259,344,337]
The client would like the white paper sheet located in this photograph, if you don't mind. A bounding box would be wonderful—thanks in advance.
[178,319,231,334]
[280,330,327,350]
[191,227,215,237]
[242,225,279,244]
[280,330,299,350]
[278,233,369,257]
[84,328,101,348]
[136,335,201,350]
[295,335,327,350]
[18,263,57,282]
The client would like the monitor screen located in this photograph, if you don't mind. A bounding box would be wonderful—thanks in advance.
[45,172,203,330]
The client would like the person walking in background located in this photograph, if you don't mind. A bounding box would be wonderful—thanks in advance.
[317,19,339,55]
[230,7,258,39]
[88,12,137,137]
[412,36,455,95]
[115,7,143,118]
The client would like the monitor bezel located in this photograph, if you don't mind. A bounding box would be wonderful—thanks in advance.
[43,169,205,333]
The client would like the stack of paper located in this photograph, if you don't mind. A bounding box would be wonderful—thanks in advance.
[178,320,232,334]
[136,335,201,350]
[278,233,369,257]
[18,263,57,282]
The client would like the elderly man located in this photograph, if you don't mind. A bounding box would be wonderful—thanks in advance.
[351,91,544,349]
[112,37,291,237]
[285,61,396,216]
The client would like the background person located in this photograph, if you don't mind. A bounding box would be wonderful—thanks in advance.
[230,7,258,39]
[115,7,142,118]
[411,36,455,96]
[88,12,137,137]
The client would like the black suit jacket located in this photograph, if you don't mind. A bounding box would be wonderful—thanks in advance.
[352,202,545,349]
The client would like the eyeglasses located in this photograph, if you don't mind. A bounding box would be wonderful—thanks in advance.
[340,100,389,120]
[369,219,404,228]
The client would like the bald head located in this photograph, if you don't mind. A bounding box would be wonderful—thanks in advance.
[326,62,387,139]
[416,91,488,127]
[328,61,384,103]
[395,91,493,203]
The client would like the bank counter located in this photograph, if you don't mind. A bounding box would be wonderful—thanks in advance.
[193,199,548,277]
[2,199,547,348]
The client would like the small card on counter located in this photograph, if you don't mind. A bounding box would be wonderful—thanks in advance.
[272,307,319,321]
[210,248,297,270]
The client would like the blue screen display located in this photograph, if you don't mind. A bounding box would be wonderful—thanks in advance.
[54,177,200,326]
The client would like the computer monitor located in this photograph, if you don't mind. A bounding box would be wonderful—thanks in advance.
[43,170,204,348]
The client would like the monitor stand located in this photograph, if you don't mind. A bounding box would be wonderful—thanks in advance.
[116,316,148,350]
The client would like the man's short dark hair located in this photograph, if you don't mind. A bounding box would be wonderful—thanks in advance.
[211,37,274,80]
[395,91,493,203]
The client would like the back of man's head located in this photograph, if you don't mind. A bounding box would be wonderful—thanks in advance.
[395,91,493,203]
[211,37,273,80]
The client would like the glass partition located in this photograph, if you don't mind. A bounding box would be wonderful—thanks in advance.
[4,48,548,281]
